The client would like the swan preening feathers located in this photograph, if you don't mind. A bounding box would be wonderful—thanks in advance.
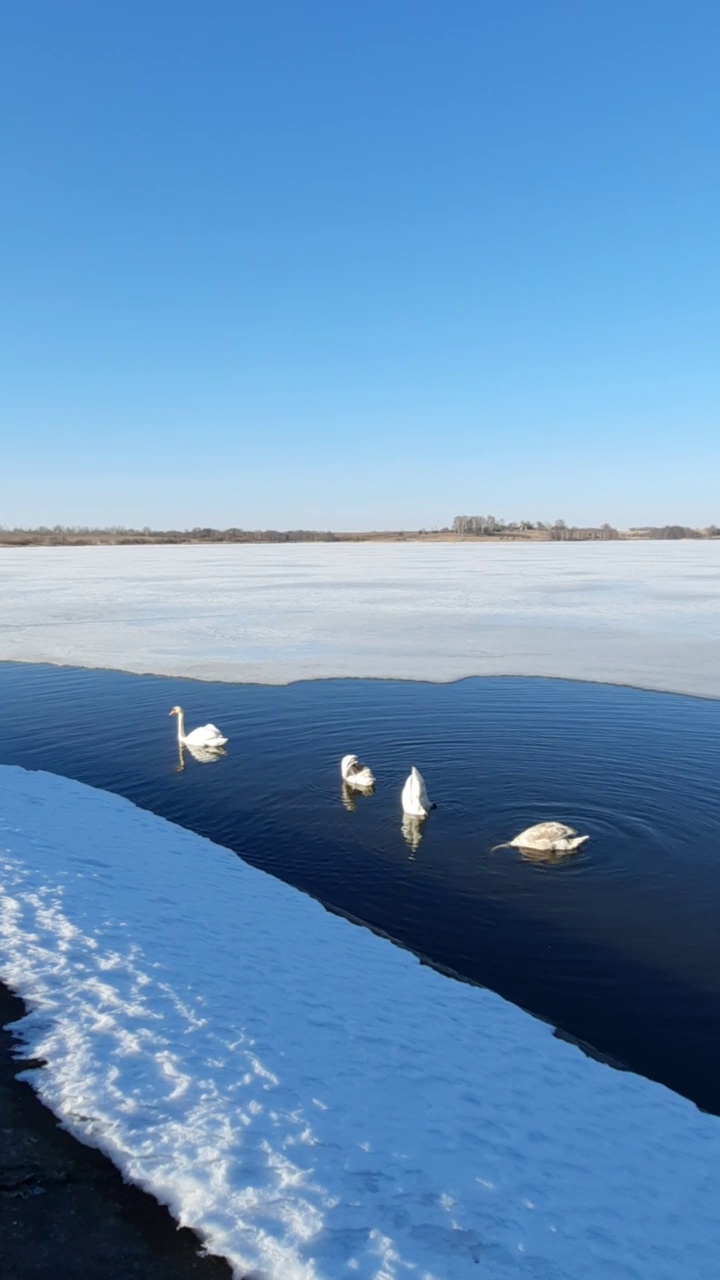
[340,754,376,790]
[170,706,228,750]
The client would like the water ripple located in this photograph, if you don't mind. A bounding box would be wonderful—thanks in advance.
[1,662,720,1112]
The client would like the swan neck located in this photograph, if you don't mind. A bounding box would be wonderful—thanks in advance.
[177,709,185,741]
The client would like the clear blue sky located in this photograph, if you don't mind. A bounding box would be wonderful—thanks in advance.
[2,1,718,529]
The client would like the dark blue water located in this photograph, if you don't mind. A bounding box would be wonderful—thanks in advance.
[1,661,720,1112]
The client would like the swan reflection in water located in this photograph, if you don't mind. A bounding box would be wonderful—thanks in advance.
[515,843,582,866]
[401,814,425,855]
[176,742,228,772]
[341,780,374,811]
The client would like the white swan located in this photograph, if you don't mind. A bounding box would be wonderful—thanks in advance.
[401,766,433,818]
[170,706,228,749]
[340,754,375,789]
[495,821,589,853]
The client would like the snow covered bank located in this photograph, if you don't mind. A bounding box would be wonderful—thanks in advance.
[1,767,718,1279]
[1,541,719,697]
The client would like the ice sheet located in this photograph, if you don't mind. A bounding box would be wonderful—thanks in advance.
[1,541,718,696]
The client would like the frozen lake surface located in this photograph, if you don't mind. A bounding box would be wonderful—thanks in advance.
[1,541,719,696]
[2,541,720,1278]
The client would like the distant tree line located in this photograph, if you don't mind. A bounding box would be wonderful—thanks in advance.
[452,516,719,540]
[630,525,717,539]
[451,515,620,539]
[1,521,718,546]
[0,525,338,546]
[452,515,536,535]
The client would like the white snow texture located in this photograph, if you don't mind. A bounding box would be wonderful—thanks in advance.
[1,767,719,1280]
[0,541,719,696]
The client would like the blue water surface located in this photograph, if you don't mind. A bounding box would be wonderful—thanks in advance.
[1,662,719,1112]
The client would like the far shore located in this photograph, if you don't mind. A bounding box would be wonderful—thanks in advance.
[1,528,716,548]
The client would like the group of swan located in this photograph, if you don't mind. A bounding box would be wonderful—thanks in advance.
[170,710,588,854]
[341,752,588,853]
[342,755,435,818]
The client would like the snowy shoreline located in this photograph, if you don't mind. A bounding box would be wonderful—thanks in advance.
[2,766,720,1279]
[1,541,719,699]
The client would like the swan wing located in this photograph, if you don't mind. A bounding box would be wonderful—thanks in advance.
[514,821,577,844]
[413,766,430,810]
[341,755,375,787]
[401,774,414,812]
[352,765,375,787]
[510,821,588,851]
[341,754,359,781]
[402,767,430,816]
[185,723,226,746]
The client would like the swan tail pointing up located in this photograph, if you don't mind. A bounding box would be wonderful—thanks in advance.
[401,766,432,817]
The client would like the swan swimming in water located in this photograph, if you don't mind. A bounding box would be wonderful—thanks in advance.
[170,706,228,749]
[494,821,588,854]
[401,766,434,818]
[340,754,375,789]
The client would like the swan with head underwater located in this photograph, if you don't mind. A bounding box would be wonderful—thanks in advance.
[493,821,588,854]
[170,706,228,749]
[401,766,434,818]
[340,754,375,790]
